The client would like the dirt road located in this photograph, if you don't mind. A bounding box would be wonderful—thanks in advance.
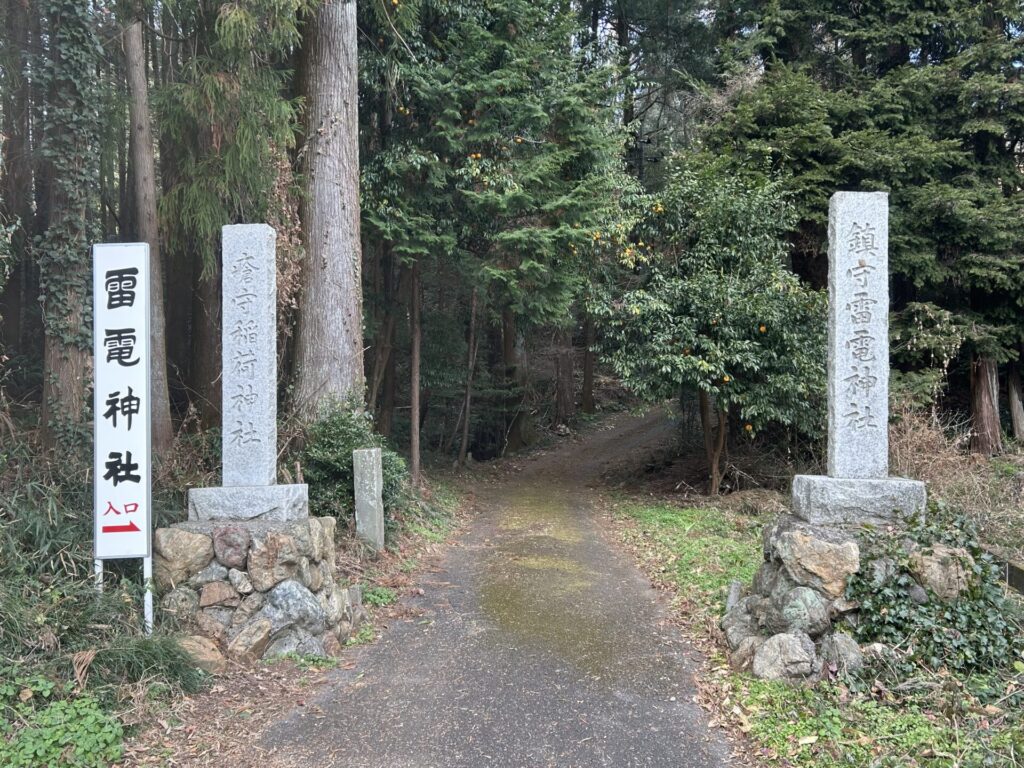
[260,409,737,767]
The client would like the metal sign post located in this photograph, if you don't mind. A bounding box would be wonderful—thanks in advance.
[93,243,153,634]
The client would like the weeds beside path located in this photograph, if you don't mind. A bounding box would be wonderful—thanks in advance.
[119,483,463,767]
[606,496,1024,766]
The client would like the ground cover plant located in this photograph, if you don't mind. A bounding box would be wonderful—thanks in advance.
[0,434,207,764]
[613,497,1024,766]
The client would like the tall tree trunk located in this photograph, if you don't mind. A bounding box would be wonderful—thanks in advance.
[1009,362,1024,441]
[409,260,421,487]
[616,6,640,179]
[1,0,38,358]
[553,327,574,425]
[501,308,526,453]
[191,261,221,427]
[581,314,596,414]
[38,2,100,449]
[294,0,364,417]
[698,390,726,495]
[970,355,1002,455]
[458,289,479,465]
[124,15,173,454]
[378,352,396,437]
[368,248,403,414]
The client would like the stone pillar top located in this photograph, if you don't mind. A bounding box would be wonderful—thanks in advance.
[827,192,889,479]
[222,224,277,487]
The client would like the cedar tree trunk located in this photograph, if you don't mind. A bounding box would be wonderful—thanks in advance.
[581,314,596,414]
[124,16,173,454]
[458,288,479,465]
[970,355,1002,455]
[294,0,364,417]
[409,260,422,486]
[1009,362,1024,441]
[554,327,574,425]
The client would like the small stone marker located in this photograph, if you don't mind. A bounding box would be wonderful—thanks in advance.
[792,192,926,525]
[353,448,385,552]
[187,225,308,522]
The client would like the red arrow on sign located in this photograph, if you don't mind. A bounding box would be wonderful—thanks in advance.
[102,520,141,534]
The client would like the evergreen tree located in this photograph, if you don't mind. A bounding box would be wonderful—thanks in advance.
[360,0,632,465]
[709,0,1024,452]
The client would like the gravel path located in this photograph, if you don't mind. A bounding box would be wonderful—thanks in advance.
[260,410,738,768]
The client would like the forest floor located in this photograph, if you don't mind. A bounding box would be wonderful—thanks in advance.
[123,408,747,767]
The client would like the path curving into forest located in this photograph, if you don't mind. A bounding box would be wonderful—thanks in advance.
[260,409,738,767]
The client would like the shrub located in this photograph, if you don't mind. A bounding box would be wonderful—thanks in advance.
[846,502,1024,674]
[300,404,408,522]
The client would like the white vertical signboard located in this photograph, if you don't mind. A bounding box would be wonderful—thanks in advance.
[93,244,151,561]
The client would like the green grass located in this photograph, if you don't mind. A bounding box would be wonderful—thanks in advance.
[617,502,762,615]
[618,499,1024,768]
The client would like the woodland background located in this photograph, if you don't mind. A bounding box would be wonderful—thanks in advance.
[0,1,1021,490]
[0,3,1023,765]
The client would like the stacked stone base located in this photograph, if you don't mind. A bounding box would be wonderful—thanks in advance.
[723,511,973,681]
[155,516,366,671]
[721,516,864,680]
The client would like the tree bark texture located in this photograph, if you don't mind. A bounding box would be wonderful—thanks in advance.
[191,261,221,428]
[409,260,422,486]
[294,0,364,417]
[458,289,479,465]
[969,355,1002,455]
[124,17,173,454]
[1009,363,1024,441]
[581,314,596,414]
[553,327,574,425]
[698,389,726,495]
[0,0,40,357]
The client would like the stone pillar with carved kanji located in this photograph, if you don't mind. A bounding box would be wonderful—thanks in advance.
[791,192,926,524]
[155,226,365,666]
[187,225,308,521]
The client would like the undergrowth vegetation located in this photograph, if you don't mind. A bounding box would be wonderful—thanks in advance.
[615,498,1024,766]
[0,430,207,765]
[299,404,409,526]
[890,406,1024,563]
[847,505,1023,675]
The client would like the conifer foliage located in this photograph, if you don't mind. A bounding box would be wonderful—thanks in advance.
[0,0,1020,479]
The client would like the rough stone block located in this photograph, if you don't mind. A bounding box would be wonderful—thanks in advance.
[353,448,385,552]
[178,635,227,675]
[153,528,214,591]
[791,474,926,526]
[187,483,309,523]
[213,525,251,569]
[221,224,277,487]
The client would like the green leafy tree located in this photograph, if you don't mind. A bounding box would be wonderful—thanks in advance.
[710,0,1024,452]
[599,156,825,493]
[155,0,309,422]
